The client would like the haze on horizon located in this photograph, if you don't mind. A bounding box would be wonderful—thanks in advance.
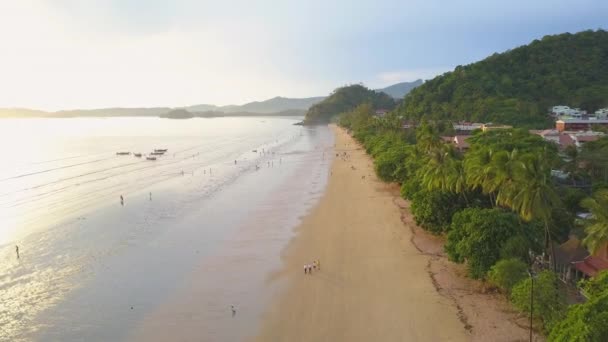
[1,0,606,111]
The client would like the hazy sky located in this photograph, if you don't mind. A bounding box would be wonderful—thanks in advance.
[1,0,606,110]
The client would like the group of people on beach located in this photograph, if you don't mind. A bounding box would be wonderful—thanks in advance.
[303,259,320,274]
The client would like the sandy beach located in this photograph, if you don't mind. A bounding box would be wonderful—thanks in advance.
[253,126,468,341]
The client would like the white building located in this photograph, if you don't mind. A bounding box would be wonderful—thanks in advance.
[453,122,483,134]
[551,105,586,118]
[595,108,608,119]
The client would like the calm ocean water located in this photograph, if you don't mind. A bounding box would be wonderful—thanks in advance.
[0,117,333,341]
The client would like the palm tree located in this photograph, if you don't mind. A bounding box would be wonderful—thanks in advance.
[420,144,469,204]
[508,151,561,269]
[581,190,608,254]
[488,149,521,208]
[464,147,495,204]
[420,145,458,192]
[416,123,442,154]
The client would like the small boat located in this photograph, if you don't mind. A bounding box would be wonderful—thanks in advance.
[146,156,157,161]
[154,149,168,153]
[134,153,142,158]
[150,152,164,156]
[116,152,131,155]
[252,149,257,153]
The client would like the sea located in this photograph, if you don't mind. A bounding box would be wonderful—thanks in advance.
[0,117,333,341]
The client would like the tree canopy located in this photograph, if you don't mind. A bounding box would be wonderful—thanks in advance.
[304,84,395,124]
[397,30,608,128]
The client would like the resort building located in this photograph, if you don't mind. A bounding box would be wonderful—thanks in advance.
[556,118,608,132]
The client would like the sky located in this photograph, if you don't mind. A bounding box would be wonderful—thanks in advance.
[0,0,606,111]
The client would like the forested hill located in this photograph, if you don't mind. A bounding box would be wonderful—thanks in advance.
[398,29,608,128]
[304,84,395,124]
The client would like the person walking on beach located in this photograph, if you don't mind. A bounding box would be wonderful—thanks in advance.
[316,259,321,270]
[304,264,307,274]
[231,305,236,317]
[149,192,152,201]
[15,245,19,259]
[313,260,317,270]
[120,195,124,206]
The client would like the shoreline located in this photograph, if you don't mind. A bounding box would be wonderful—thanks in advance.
[253,125,468,341]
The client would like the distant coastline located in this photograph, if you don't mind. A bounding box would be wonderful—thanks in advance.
[0,107,306,119]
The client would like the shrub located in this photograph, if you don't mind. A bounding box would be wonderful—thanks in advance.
[411,189,463,234]
[446,208,524,278]
[511,271,566,332]
[488,258,528,293]
[548,291,608,342]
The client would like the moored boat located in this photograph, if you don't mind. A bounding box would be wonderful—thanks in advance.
[116,152,131,155]
[146,156,157,161]
[134,153,142,157]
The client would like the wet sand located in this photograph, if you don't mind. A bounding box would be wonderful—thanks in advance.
[253,126,468,342]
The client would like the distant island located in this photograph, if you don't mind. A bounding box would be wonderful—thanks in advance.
[160,108,306,119]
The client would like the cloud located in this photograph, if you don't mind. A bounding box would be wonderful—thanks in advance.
[375,67,453,85]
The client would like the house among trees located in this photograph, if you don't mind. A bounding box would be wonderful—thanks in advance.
[555,239,608,287]
[441,135,471,152]
[531,129,604,149]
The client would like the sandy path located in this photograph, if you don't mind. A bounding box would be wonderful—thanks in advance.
[253,126,468,342]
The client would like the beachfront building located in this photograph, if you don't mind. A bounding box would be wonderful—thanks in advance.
[554,237,589,284]
[453,122,483,135]
[556,118,608,132]
[555,238,608,288]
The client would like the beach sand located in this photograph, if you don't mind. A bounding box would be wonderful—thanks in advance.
[253,126,469,342]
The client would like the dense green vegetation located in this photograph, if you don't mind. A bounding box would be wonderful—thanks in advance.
[397,30,608,128]
[304,84,395,124]
[549,271,608,341]
[338,100,607,338]
[488,258,529,294]
[446,208,541,279]
[511,271,566,332]
[332,30,608,339]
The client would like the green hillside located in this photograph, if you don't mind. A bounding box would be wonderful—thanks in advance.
[304,84,395,124]
[398,29,608,128]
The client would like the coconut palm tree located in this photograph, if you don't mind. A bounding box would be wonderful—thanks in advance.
[488,149,521,208]
[420,144,457,192]
[464,146,495,205]
[581,190,608,254]
[509,151,561,269]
